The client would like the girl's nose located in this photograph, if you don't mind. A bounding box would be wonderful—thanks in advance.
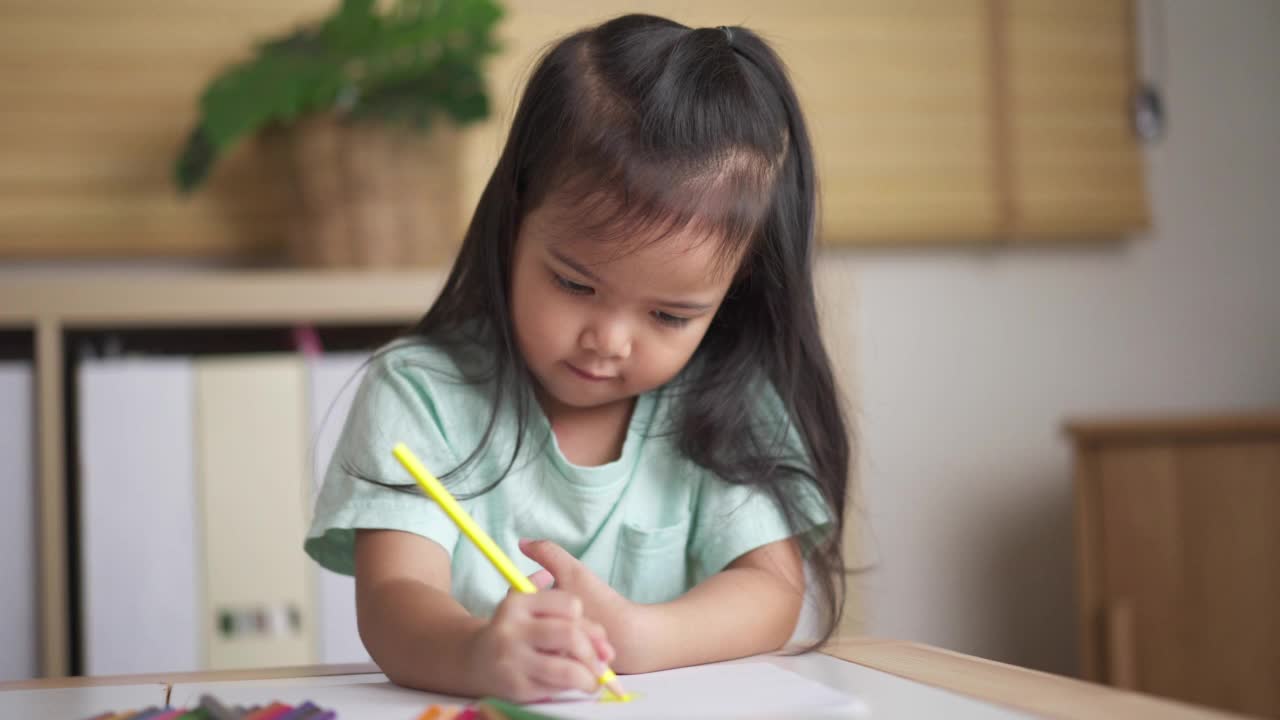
[581,315,631,359]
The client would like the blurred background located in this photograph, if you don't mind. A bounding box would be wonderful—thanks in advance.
[0,1,1277,717]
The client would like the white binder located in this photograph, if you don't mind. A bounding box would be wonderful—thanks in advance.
[78,358,201,675]
[194,355,316,670]
[0,362,36,681]
[307,353,373,665]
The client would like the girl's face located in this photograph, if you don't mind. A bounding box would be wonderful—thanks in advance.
[511,198,739,415]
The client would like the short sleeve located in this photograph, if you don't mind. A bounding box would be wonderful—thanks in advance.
[688,477,831,582]
[304,344,473,576]
[686,383,835,581]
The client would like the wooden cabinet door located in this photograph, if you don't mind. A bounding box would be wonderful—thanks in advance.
[1095,441,1280,717]
[1173,443,1280,716]
[1095,446,1188,694]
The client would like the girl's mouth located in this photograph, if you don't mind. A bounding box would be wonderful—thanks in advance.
[566,362,616,382]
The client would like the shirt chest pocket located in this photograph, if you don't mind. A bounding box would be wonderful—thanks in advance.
[609,519,691,605]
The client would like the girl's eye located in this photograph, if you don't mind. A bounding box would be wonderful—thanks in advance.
[652,310,690,328]
[554,274,594,295]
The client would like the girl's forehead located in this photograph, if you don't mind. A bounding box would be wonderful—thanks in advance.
[536,217,740,288]
[525,198,745,285]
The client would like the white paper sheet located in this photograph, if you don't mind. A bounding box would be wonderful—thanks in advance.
[165,653,1032,719]
[538,662,862,719]
[169,664,859,720]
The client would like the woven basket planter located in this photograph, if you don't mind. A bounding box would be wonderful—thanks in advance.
[282,115,461,268]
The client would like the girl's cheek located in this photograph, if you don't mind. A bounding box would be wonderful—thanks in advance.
[544,298,580,340]
[543,293,572,323]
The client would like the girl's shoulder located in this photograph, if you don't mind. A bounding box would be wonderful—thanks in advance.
[360,334,500,417]
[371,330,495,379]
[345,333,517,487]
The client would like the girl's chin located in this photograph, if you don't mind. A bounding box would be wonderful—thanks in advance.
[550,388,625,411]
[532,374,621,412]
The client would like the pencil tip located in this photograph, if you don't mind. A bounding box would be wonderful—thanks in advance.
[602,679,632,702]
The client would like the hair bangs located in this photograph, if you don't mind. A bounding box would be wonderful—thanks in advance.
[530,152,775,277]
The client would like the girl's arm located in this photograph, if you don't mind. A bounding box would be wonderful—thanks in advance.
[355,530,614,701]
[644,538,804,670]
[625,538,806,672]
[355,529,484,694]
[520,537,806,674]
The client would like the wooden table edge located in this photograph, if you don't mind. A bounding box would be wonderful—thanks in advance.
[0,662,381,691]
[0,637,1249,719]
[820,637,1249,720]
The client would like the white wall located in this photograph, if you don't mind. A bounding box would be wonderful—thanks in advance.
[842,0,1280,675]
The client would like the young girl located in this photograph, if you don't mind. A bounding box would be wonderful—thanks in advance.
[305,13,850,703]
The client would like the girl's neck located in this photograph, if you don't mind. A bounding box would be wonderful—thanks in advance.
[535,388,637,467]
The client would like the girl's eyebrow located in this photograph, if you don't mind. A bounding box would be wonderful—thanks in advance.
[651,298,714,312]
[548,248,602,283]
[548,247,714,312]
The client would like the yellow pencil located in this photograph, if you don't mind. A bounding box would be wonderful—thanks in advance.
[392,442,629,701]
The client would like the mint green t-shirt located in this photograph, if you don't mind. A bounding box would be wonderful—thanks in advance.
[304,339,829,618]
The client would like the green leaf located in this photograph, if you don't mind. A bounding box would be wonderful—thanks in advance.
[174,0,505,191]
[174,125,217,193]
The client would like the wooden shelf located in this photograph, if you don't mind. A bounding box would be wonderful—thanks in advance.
[4,269,447,678]
[0,270,446,327]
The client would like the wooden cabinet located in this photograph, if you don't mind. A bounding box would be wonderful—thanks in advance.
[1068,415,1280,718]
[0,1,1145,258]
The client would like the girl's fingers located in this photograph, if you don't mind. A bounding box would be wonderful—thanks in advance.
[528,569,555,589]
[502,675,560,705]
[583,620,615,662]
[499,589,579,624]
[530,619,600,670]
[528,654,600,694]
[526,589,583,619]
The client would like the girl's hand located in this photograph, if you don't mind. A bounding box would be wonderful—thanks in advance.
[519,539,650,673]
[464,588,615,703]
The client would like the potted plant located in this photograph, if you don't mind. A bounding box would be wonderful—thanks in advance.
[174,0,503,267]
